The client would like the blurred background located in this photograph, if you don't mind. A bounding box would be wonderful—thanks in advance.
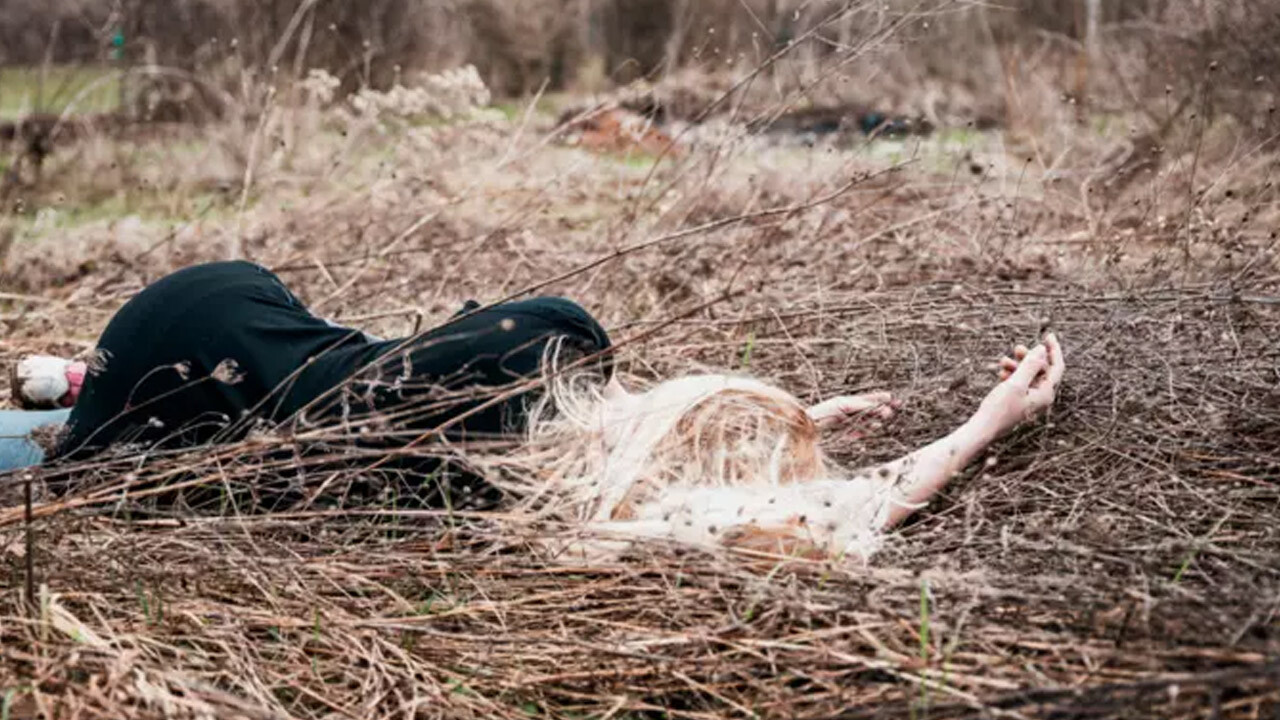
[2,1,1274,127]
[4,0,1276,286]
[2,3,1279,719]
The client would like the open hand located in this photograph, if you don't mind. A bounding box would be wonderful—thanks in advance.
[976,333,1065,439]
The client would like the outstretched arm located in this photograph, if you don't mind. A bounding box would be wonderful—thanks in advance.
[571,336,1064,563]
[868,333,1065,528]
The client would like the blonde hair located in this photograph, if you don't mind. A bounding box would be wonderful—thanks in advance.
[542,373,822,513]
[480,350,893,563]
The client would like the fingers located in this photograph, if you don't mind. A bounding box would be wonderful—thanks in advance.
[996,345,1034,380]
[1024,334,1065,411]
[998,356,1018,380]
[986,335,1066,425]
[1024,334,1065,412]
[1008,344,1048,387]
[997,336,1064,383]
[1043,333,1065,386]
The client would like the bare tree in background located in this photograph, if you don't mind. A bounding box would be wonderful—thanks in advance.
[1074,0,1101,122]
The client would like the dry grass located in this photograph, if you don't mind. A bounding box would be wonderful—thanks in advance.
[1,29,1279,719]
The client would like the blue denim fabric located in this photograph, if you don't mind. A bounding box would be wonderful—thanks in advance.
[0,408,71,472]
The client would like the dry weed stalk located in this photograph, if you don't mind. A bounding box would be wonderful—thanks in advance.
[2,267,1279,718]
[1,4,1279,716]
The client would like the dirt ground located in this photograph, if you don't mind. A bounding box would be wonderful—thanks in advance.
[0,74,1278,718]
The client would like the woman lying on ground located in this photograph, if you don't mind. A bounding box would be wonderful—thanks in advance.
[1,260,1065,560]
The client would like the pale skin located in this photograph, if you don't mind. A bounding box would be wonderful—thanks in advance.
[805,333,1065,529]
[582,334,1066,561]
[8,336,1065,561]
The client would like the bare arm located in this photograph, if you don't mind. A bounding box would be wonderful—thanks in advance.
[576,335,1064,563]
[806,391,896,429]
[868,333,1065,528]
[867,413,999,528]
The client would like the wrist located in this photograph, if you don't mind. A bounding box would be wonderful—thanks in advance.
[963,408,1006,447]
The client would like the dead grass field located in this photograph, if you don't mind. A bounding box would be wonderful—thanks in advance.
[0,47,1278,719]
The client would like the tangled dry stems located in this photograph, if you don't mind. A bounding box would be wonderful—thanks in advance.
[1,55,1279,720]
[4,267,1278,718]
